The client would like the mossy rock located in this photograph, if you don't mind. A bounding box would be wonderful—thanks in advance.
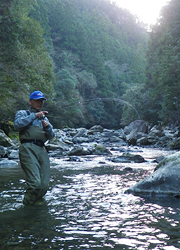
[0,129,15,147]
[0,121,15,136]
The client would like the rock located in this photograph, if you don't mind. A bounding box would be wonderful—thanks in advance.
[68,146,90,156]
[124,120,148,135]
[88,125,103,133]
[125,152,180,197]
[8,149,19,159]
[91,144,111,155]
[126,130,137,145]
[170,137,180,149]
[72,137,89,144]
[163,128,175,138]
[46,144,64,151]
[137,136,151,146]
[154,156,165,163]
[0,158,18,166]
[48,149,65,157]
[147,135,158,145]
[0,121,15,136]
[0,129,15,147]
[124,166,133,171]
[73,128,87,139]
[67,156,83,162]
[109,136,122,143]
[46,140,70,151]
[63,139,73,145]
[112,153,145,163]
[149,125,163,137]
[53,129,70,142]
[0,145,7,157]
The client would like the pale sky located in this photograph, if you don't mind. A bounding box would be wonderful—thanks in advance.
[114,0,169,25]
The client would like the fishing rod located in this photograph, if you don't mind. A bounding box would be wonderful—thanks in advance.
[58,97,140,119]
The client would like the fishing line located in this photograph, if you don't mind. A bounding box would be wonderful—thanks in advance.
[67,97,141,119]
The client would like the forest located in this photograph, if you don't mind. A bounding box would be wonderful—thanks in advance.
[0,0,179,129]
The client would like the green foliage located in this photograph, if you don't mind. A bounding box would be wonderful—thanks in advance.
[145,0,180,125]
[121,84,160,126]
[1,0,149,128]
[52,68,84,127]
[45,0,147,128]
[76,70,97,98]
[0,0,55,121]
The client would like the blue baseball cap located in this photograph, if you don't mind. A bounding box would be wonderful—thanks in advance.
[29,91,47,101]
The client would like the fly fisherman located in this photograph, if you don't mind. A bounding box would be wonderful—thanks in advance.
[14,90,54,205]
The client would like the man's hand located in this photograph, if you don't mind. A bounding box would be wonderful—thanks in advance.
[41,120,49,127]
[36,111,48,118]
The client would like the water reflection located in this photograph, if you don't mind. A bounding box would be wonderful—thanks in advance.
[1,148,180,249]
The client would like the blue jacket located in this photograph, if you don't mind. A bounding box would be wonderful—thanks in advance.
[14,108,54,140]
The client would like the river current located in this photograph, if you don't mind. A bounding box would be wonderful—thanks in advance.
[0,147,180,250]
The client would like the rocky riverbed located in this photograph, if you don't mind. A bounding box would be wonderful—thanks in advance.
[1,120,180,159]
[1,120,180,198]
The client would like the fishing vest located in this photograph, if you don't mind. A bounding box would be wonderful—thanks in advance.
[19,125,48,144]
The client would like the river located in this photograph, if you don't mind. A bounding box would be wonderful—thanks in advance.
[0,146,180,250]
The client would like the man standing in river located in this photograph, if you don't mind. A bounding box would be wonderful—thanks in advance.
[14,90,54,205]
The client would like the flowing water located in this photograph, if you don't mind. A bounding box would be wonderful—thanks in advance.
[0,147,180,250]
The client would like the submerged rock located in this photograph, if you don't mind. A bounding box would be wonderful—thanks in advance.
[125,152,180,197]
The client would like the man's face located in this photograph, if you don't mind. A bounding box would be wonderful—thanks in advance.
[29,99,44,111]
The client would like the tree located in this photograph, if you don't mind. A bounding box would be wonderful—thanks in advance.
[145,0,180,125]
[45,0,147,127]
[0,0,55,121]
[53,68,84,127]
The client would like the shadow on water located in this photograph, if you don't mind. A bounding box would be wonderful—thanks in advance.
[0,204,54,249]
[1,149,180,249]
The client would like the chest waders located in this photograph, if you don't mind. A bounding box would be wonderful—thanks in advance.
[19,125,50,205]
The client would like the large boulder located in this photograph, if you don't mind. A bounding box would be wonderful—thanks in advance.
[89,125,103,133]
[124,120,148,135]
[125,152,180,197]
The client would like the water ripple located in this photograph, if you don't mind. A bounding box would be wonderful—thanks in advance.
[1,148,180,249]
